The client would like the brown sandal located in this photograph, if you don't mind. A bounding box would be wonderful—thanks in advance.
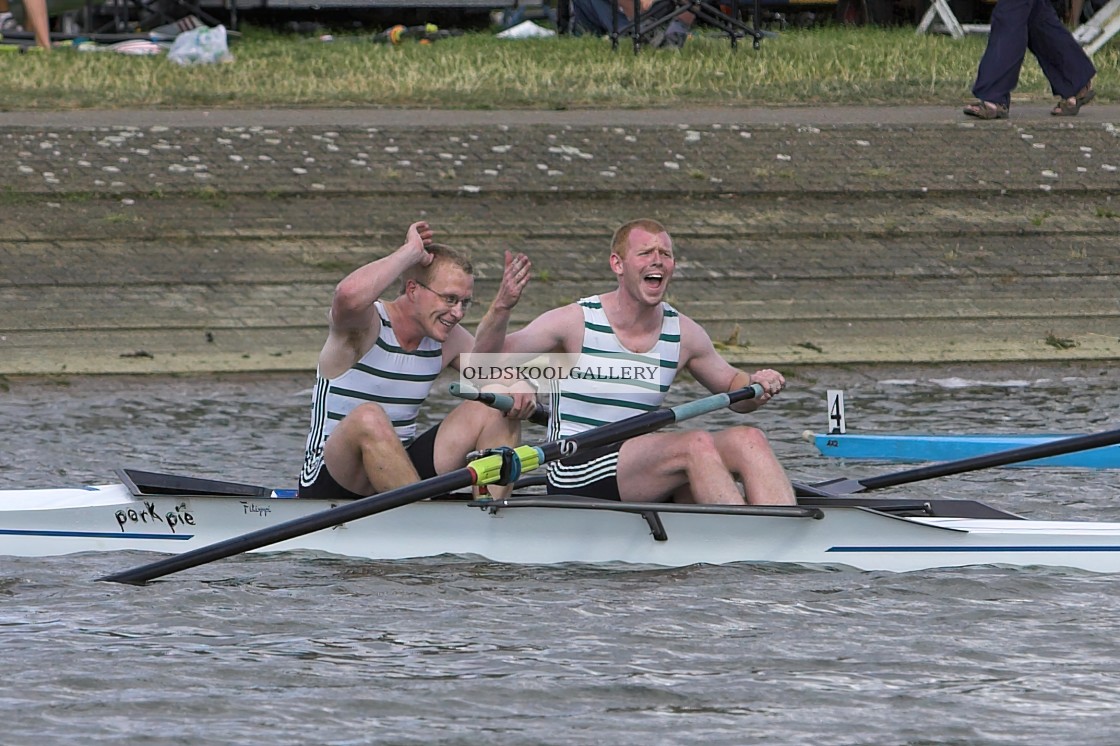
[963,101,1009,120]
[1052,84,1095,116]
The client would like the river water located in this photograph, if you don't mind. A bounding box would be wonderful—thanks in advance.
[3,363,1119,745]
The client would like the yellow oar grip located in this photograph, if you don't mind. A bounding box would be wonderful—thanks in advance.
[515,444,543,472]
[469,445,544,486]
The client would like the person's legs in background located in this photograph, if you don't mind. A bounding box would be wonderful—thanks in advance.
[971,0,1034,110]
[569,0,617,35]
[1023,0,1096,113]
[649,0,694,48]
[569,0,696,47]
[0,0,51,50]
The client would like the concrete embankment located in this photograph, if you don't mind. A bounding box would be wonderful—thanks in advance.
[2,105,1118,376]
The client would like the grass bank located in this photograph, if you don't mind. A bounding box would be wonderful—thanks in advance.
[2,25,1115,110]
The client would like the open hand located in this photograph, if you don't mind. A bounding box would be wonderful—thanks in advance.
[494,250,532,312]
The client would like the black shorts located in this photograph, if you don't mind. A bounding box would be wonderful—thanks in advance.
[545,441,623,501]
[298,423,441,500]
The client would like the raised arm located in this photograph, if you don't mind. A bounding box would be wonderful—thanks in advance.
[679,315,785,413]
[472,250,532,355]
[470,250,581,359]
[502,304,583,357]
[453,251,547,422]
[330,221,434,331]
[318,221,434,377]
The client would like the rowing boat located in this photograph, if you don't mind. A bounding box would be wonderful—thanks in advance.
[808,432,1120,468]
[12,390,1120,581]
[6,468,1120,574]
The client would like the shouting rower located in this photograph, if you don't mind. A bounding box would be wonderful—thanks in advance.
[298,221,537,501]
[472,218,796,506]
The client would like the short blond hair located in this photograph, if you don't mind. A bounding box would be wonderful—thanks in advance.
[610,219,669,258]
[399,243,473,294]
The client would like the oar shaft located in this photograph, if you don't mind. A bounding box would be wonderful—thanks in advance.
[102,444,541,585]
[100,470,476,585]
[537,383,764,460]
[858,427,1120,490]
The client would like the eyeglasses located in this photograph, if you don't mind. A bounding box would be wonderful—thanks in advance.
[414,280,474,312]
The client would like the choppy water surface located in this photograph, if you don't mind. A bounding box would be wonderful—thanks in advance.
[3,363,1120,745]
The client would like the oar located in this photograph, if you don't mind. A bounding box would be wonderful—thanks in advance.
[449,382,550,426]
[806,426,1120,496]
[101,383,765,585]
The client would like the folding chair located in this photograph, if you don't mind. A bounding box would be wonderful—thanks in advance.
[611,0,765,52]
[1073,0,1120,55]
[914,0,989,38]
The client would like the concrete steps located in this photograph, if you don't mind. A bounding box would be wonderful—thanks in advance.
[3,111,1119,375]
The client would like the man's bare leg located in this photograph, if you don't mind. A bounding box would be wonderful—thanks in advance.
[616,427,795,505]
[322,403,420,496]
[617,430,746,504]
[711,426,795,505]
[433,401,522,499]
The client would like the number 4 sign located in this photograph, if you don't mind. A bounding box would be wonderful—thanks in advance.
[827,390,846,434]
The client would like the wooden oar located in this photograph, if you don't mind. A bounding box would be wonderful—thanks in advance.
[449,382,550,426]
[804,426,1120,496]
[101,383,765,585]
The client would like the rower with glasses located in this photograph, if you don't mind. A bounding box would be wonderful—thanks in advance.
[413,280,474,313]
[298,221,537,501]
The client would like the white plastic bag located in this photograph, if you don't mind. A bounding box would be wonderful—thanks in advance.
[167,25,233,66]
[496,20,556,39]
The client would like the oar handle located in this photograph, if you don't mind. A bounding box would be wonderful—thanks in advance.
[450,382,550,426]
[673,383,764,419]
[538,383,765,460]
[450,381,763,436]
[857,426,1120,491]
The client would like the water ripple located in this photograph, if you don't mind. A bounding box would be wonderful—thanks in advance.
[4,365,1120,744]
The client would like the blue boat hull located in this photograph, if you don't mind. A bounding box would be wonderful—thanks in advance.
[811,433,1120,468]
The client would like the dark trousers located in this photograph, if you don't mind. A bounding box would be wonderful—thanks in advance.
[570,0,679,35]
[971,0,1096,108]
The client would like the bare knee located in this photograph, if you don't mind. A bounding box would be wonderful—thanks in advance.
[476,402,510,426]
[728,425,771,452]
[680,429,722,466]
[473,401,520,438]
[342,403,398,444]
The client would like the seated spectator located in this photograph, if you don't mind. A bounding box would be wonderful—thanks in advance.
[570,0,695,48]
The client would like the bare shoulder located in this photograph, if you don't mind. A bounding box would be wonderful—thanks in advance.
[512,302,584,350]
[444,324,475,369]
[676,310,738,393]
[549,303,587,346]
[675,311,717,359]
[320,316,380,379]
[552,302,586,325]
